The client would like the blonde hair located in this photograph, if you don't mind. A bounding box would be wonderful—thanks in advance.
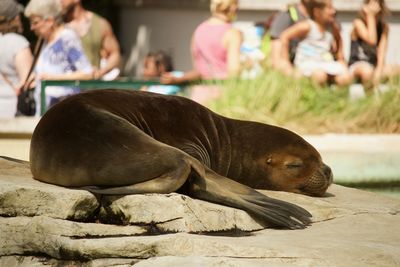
[210,0,238,15]
[24,0,63,23]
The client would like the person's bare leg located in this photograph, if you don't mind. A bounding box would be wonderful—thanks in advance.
[311,70,328,86]
[335,72,353,86]
[353,62,374,90]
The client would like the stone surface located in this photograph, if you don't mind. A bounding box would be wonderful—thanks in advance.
[0,159,98,220]
[100,193,264,233]
[0,157,400,266]
[0,117,39,135]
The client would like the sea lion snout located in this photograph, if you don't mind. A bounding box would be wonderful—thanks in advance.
[299,162,333,197]
[322,163,333,185]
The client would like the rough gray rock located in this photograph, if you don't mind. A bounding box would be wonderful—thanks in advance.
[1,157,400,266]
[0,159,98,220]
[99,193,264,233]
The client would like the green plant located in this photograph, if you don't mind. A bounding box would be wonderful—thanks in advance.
[206,70,400,134]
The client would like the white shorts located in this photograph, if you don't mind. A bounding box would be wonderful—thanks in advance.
[348,61,374,75]
[296,61,347,77]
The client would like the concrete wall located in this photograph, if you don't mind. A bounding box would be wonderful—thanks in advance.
[118,6,400,73]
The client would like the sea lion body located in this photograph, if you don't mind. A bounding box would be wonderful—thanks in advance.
[30,89,332,229]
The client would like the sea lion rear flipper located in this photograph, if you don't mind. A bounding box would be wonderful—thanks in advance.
[187,166,312,229]
[80,157,193,195]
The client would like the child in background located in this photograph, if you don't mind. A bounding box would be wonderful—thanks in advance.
[279,0,352,87]
[349,0,400,91]
[141,51,183,95]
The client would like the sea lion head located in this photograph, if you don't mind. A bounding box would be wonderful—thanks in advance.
[252,126,333,197]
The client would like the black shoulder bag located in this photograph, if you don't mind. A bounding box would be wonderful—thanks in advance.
[16,38,44,116]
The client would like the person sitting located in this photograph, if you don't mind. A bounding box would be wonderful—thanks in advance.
[60,0,121,80]
[279,0,352,87]
[269,0,345,75]
[162,0,243,104]
[269,0,310,70]
[24,0,93,115]
[0,0,33,118]
[349,0,400,91]
[141,51,183,95]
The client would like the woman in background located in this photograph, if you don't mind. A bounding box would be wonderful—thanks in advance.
[0,0,33,118]
[349,0,400,91]
[162,0,243,104]
[24,0,93,115]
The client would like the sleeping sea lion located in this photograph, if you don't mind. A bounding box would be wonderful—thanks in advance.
[30,89,333,229]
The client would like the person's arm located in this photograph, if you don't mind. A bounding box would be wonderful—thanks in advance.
[354,2,381,45]
[161,35,202,85]
[279,21,310,75]
[270,39,283,68]
[161,69,201,85]
[225,28,243,77]
[269,12,292,68]
[14,47,34,94]
[94,18,121,79]
[374,23,389,84]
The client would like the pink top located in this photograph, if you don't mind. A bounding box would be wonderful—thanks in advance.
[192,21,232,80]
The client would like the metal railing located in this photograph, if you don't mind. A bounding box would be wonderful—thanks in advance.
[40,78,162,115]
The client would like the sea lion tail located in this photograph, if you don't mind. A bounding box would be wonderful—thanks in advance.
[187,164,312,229]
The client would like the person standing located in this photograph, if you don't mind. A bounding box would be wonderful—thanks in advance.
[60,0,121,80]
[25,0,93,115]
[0,0,33,118]
[162,0,242,104]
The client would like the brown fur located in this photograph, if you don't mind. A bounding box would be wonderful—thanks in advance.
[30,89,333,229]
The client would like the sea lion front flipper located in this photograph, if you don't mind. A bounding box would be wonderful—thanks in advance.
[187,167,312,229]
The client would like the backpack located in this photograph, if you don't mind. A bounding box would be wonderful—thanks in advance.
[260,5,300,59]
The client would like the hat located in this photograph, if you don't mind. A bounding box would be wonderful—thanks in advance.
[0,0,24,22]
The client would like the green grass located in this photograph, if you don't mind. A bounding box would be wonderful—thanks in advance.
[206,70,400,134]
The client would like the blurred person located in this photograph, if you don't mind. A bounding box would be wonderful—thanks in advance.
[349,0,400,90]
[162,0,242,104]
[0,0,33,118]
[141,51,183,95]
[60,0,121,79]
[279,0,352,86]
[99,48,120,80]
[269,0,309,69]
[25,0,93,115]
[269,0,344,72]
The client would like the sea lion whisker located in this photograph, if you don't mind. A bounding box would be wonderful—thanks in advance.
[181,142,211,168]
